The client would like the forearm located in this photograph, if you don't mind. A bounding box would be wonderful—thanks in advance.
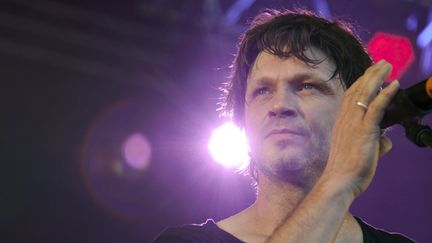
[266,176,355,243]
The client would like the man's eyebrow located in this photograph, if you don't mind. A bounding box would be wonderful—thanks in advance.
[250,72,332,85]
[250,77,275,86]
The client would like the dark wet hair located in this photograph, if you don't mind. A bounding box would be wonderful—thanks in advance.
[221,9,372,127]
[220,9,372,182]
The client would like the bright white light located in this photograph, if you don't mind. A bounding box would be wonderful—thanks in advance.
[208,122,249,169]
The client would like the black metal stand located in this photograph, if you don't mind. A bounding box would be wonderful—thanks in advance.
[402,119,432,148]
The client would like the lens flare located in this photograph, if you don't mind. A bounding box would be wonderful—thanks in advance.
[122,133,152,170]
[208,122,249,169]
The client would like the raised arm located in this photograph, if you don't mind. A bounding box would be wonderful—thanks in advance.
[266,60,399,243]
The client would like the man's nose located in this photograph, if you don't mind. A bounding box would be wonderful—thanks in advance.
[268,91,298,118]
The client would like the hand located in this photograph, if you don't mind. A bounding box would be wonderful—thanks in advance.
[323,60,400,198]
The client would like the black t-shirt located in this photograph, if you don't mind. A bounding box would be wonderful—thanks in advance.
[152,217,415,243]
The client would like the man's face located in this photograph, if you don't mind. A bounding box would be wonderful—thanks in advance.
[244,48,344,185]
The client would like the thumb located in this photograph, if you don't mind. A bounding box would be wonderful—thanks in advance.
[379,135,393,158]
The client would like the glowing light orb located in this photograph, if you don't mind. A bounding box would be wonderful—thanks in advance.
[367,32,415,82]
[121,133,152,170]
[208,122,249,169]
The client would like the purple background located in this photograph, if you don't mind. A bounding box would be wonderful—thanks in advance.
[2,0,431,242]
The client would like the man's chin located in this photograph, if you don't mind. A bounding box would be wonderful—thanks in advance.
[275,155,308,172]
[264,140,322,166]
[273,137,305,148]
[265,157,321,188]
[264,148,309,171]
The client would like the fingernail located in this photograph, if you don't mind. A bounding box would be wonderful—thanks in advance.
[390,80,399,87]
[377,60,386,65]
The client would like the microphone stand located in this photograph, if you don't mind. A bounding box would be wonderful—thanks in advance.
[402,118,432,148]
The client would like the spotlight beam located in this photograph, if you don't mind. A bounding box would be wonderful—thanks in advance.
[312,0,332,20]
[223,0,256,26]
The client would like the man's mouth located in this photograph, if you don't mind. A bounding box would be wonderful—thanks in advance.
[265,128,305,139]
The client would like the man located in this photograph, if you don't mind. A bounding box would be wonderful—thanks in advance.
[153,9,415,242]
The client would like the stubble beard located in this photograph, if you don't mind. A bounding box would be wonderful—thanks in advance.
[253,133,331,191]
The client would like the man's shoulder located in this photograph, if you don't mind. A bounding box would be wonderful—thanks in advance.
[355,217,416,243]
[152,219,244,243]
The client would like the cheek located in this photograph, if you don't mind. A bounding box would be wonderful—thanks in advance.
[244,104,267,146]
[244,109,258,142]
[307,102,341,140]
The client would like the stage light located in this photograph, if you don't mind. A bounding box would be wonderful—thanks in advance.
[405,13,418,32]
[420,44,432,75]
[208,122,249,169]
[417,21,432,48]
[312,0,332,20]
[367,32,415,82]
[224,0,256,25]
[121,133,152,170]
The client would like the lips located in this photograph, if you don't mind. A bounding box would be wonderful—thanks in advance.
[265,128,306,139]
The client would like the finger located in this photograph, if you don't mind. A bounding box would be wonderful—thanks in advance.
[341,61,393,122]
[364,80,400,125]
[345,60,389,92]
[353,60,392,107]
[379,135,393,158]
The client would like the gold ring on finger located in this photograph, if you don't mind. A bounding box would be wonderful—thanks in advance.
[356,101,369,109]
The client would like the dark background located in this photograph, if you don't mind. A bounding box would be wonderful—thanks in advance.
[2,0,431,242]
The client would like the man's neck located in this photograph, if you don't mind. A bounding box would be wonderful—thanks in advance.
[250,174,310,236]
[216,175,308,242]
[217,174,361,243]
[248,175,361,243]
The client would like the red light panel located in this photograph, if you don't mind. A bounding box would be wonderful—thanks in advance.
[367,32,415,82]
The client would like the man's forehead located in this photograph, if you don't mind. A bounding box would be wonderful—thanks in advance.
[249,49,339,84]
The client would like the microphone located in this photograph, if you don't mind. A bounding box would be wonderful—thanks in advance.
[380,77,432,128]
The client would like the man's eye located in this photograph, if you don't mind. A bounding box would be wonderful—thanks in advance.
[253,87,270,97]
[298,83,317,91]
[297,82,334,95]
